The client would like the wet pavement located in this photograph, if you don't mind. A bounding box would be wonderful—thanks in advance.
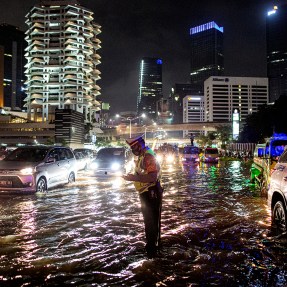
[0,159,287,286]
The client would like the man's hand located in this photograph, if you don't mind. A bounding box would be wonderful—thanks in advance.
[122,173,137,181]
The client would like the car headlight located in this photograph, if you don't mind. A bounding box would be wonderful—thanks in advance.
[20,167,34,175]
[166,154,174,163]
[90,162,98,169]
[111,162,121,171]
[156,154,163,162]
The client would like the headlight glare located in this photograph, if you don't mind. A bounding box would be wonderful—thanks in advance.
[111,162,121,171]
[20,167,34,175]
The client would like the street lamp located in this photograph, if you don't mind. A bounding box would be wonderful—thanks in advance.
[116,113,146,138]
[144,122,157,141]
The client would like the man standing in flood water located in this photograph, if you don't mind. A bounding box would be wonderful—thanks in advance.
[122,135,163,258]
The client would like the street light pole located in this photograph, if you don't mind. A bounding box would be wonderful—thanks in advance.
[129,118,132,138]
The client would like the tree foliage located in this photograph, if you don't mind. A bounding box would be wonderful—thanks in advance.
[239,95,287,143]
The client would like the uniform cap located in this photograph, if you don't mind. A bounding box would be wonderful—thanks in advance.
[126,135,144,147]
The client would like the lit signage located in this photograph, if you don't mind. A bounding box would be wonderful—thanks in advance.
[232,109,239,140]
[267,10,276,16]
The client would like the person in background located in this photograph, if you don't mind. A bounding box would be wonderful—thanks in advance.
[122,135,163,258]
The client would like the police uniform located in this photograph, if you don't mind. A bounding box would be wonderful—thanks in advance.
[126,136,163,257]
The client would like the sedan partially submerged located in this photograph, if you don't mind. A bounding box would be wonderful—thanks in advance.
[0,146,77,193]
[89,147,134,176]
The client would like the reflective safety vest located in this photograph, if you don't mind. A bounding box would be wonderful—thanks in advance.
[133,148,161,194]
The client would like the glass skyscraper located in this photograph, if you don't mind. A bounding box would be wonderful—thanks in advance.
[138,57,163,120]
[0,24,26,110]
[266,4,287,103]
[190,21,224,95]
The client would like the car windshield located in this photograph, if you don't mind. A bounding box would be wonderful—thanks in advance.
[96,148,125,161]
[4,148,49,162]
[183,146,199,154]
[205,148,218,154]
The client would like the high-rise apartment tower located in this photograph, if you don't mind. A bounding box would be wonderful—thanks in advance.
[266,4,287,103]
[25,0,101,123]
[190,21,224,95]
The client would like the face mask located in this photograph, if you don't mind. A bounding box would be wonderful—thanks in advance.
[131,145,141,156]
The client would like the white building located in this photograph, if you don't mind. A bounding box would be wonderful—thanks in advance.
[204,76,268,122]
[24,0,101,123]
[182,95,204,137]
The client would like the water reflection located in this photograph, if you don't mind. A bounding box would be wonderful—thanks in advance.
[0,160,286,286]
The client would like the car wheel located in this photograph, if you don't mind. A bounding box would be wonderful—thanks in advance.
[68,172,75,184]
[272,201,287,234]
[37,177,47,193]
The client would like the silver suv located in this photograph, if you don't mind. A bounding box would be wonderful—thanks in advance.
[0,146,77,193]
[267,148,287,233]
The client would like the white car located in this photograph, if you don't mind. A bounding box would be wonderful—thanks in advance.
[267,149,287,233]
[0,146,77,193]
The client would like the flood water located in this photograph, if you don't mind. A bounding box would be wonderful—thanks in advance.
[1,160,287,286]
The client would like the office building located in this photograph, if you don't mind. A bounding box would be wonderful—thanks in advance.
[182,95,204,137]
[266,4,287,103]
[0,24,26,110]
[169,83,193,124]
[204,76,268,122]
[190,21,224,95]
[138,57,163,120]
[24,0,102,123]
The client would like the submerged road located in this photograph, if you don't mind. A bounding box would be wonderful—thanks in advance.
[0,160,286,286]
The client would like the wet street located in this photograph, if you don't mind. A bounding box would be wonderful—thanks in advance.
[1,159,287,286]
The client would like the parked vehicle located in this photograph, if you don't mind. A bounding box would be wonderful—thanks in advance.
[181,145,200,164]
[267,148,287,234]
[89,147,134,176]
[250,133,287,195]
[202,147,219,163]
[0,146,77,193]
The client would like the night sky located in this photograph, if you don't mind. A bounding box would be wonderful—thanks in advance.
[1,0,286,114]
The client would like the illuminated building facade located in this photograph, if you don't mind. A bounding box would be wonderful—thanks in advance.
[170,83,193,124]
[25,0,101,123]
[182,95,204,137]
[0,24,26,110]
[266,4,287,103]
[204,76,268,122]
[138,57,163,120]
[190,21,224,95]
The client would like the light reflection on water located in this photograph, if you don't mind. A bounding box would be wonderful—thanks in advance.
[0,160,287,286]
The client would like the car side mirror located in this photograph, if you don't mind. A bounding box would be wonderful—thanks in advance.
[46,156,56,163]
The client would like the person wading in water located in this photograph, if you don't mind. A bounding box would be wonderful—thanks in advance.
[123,135,163,258]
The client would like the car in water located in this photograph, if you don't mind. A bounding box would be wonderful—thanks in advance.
[181,145,200,164]
[88,147,134,176]
[0,146,77,193]
[202,147,219,163]
[267,148,287,234]
[250,133,287,195]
